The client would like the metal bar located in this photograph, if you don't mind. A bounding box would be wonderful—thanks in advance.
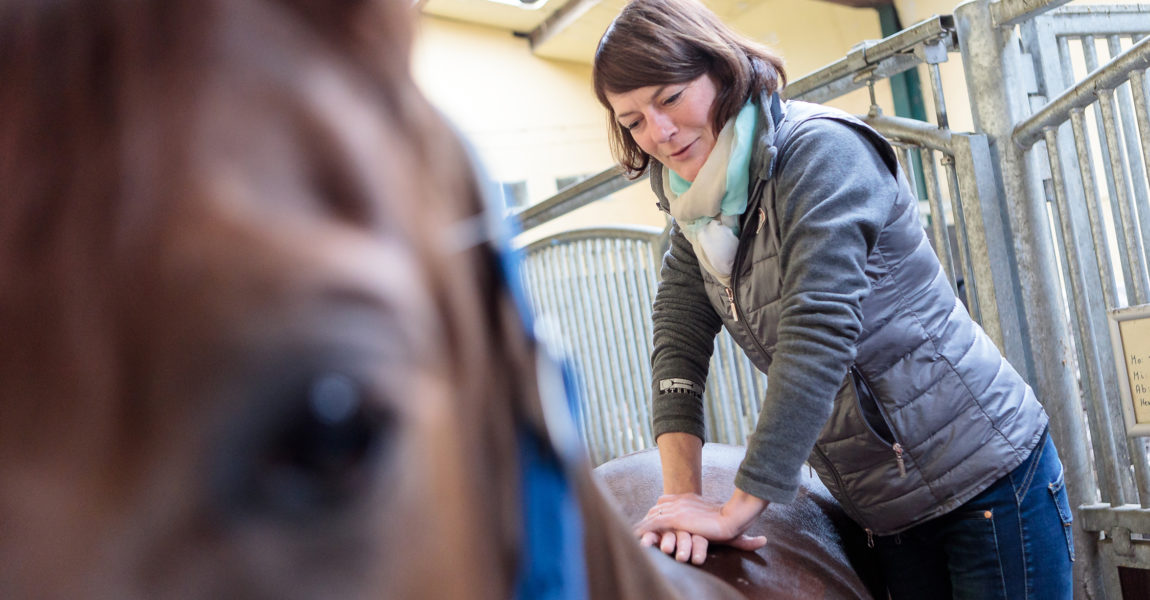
[1080,502,1150,534]
[1100,89,1150,305]
[783,15,956,103]
[863,113,954,152]
[1070,109,1140,507]
[989,0,1073,29]
[1041,4,1150,37]
[584,239,630,458]
[563,243,614,462]
[921,148,959,288]
[1071,111,1119,316]
[516,166,644,232]
[1110,37,1150,286]
[1080,36,1137,308]
[1047,127,1125,507]
[611,237,648,448]
[928,62,951,129]
[618,240,653,444]
[527,0,602,51]
[1013,34,1150,148]
[1133,69,1150,273]
[598,240,640,454]
[943,154,979,328]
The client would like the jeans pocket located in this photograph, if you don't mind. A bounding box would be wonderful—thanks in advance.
[1047,467,1076,563]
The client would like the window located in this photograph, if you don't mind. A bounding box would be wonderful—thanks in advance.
[499,180,529,211]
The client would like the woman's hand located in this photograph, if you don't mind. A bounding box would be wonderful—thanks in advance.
[634,489,769,565]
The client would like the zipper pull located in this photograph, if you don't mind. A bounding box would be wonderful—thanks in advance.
[756,207,766,234]
[866,528,874,548]
[893,442,907,478]
[725,287,738,321]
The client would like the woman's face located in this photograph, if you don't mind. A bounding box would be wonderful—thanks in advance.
[606,73,718,182]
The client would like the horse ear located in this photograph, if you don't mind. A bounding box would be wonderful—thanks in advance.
[275,0,417,61]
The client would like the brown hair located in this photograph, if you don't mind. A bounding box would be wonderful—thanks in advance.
[592,0,786,178]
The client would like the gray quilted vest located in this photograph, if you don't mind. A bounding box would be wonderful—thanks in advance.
[653,94,1048,534]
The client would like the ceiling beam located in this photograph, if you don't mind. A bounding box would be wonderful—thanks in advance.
[528,0,602,51]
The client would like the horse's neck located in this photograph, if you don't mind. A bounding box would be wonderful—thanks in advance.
[574,470,744,600]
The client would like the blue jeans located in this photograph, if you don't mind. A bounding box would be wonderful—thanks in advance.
[873,430,1075,599]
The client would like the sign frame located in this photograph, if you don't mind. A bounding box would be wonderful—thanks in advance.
[1108,303,1150,438]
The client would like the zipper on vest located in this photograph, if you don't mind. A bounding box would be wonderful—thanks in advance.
[865,529,874,548]
[756,207,766,234]
[850,366,907,480]
[725,287,738,321]
[812,446,868,531]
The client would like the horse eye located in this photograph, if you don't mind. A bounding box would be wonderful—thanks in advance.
[215,372,393,521]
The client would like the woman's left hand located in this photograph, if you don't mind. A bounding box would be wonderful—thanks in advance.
[634,489,769,564]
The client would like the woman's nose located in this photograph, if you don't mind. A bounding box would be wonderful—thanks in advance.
[650,112,676,143]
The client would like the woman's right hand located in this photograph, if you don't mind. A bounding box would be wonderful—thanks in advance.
[639,502,712,564]
[648,432,708,563]
[636,491,768,565]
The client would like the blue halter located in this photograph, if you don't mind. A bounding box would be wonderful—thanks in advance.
[457,148,589,600]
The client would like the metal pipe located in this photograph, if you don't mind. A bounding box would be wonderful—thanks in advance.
[989,0,1073,29]
[1110,37,1150,278]
[944,155,983,327]
[921,148,959,288]
[516,166,644,232]
[784,15,957,103]
[863,113,954,151]
[1014,34,1150,148]
[1047,127,1125,507]
[928,62,951,130]
[1131,68,1150,272]
[1099,89,1150,305]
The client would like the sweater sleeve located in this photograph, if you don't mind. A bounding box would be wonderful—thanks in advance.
[650,219,724,443]
[734,118,897,503]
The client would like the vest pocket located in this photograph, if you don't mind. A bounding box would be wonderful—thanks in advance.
[850,366,907,478]
[851,366,895,444]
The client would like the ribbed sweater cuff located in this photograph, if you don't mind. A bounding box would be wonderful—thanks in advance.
[651,391,706,442]
[734,465,799,505]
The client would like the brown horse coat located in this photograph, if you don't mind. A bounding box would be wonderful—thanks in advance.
[596,444,880,599]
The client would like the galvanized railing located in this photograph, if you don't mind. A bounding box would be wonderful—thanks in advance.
[520,221,771,465]
[999,6,1150,595]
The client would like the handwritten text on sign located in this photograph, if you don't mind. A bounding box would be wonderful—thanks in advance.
[1120,317,1150,425]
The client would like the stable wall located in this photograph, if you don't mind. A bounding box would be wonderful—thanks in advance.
[411,2,909,244]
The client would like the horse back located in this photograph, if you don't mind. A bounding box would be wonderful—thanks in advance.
[594,444,881,600]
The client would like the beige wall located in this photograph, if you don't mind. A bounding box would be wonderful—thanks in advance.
[412,16,664,244]
[411,3,926,244]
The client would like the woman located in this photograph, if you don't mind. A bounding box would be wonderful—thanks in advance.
[591,0,1075,597]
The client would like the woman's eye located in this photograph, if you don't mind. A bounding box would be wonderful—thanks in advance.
[625,120,642,131]
[662,91,682,105]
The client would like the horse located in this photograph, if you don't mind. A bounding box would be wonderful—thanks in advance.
[0,0,877,598]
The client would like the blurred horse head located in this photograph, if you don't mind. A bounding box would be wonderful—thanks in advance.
[0,1,535,597]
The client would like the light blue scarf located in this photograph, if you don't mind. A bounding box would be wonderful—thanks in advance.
[663,101,757,285]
